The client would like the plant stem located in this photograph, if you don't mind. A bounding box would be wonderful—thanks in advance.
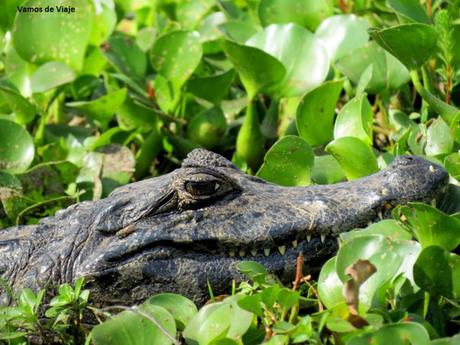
[410,69,459,125]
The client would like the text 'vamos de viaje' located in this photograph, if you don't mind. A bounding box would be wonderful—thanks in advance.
[17,5,76,13]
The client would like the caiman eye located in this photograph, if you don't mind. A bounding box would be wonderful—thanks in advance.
[185,180,220,196]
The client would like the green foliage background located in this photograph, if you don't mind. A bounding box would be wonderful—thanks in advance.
[0,0,459,344]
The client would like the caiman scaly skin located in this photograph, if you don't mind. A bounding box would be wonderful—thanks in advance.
[0,149,449,306]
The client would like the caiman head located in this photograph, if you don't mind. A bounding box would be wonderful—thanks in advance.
[0,149,449,306]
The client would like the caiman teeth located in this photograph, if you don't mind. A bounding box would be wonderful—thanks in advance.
[431,199,436,207]
[278,245,286,255]
[239,249,246,257]
[292,240,298,248]
[264,248,271,256]
[229,250,236,257]
[378,211,383,220]
[320,234,326,243]
[307,235,311,242]
[429,165,435,173]
[250,249,257,257]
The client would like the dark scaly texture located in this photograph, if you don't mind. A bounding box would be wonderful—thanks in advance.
[0,149,449,305]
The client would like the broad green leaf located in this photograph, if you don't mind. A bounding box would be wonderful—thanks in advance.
[117,96,156,131]
[444,153,460,179]
[317,257,343,309]
[0,0,20,31]
[4,45,32,97]
[347,322,430,345]
[256,135,314,186]
[88,0,116,45]
[333,95,373,145]
[183,295,253,345]
[0,79,35,124]
[136,27,156,52]
[369,23,438,70]
[315,14,370,61]
[13,0,93,71]
[91,304,176,345]
[340,220,412,244]
[0,119,34,174]
[413,246,460,298]
[311,155,345,185]
[198,12,226,44]
[30,61,76,93]
[188,107,227,149]
[336,235,420,306]
[102,33,147,79]
[325,137,378,180]
[425,117,454,156]
[336,42,410,94]
[151,31,202,90]
[397,203,460,251]
[222,40,285,99]
[66,88,127,124]
[247,23,329,97]
[176,0,215,30]
[188,69,235,105]
[145,293,197,331]
[277,288,300,309]
[386,0,429,24]
[296,80,343,146]
[218,21,258,43]
[258,0,333,31]
[237,261,272,286]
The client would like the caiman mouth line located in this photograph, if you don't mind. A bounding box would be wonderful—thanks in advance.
[106,192,443,267]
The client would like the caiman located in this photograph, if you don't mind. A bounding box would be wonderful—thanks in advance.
[0,149,449,306]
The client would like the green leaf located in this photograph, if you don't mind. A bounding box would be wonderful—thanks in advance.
[335,235,420,307]
[237,261,271,285]
[183,295,253,345]
[315,14,370,61]
[326,137,378,180]
[347,322,430,345]
[30,61,76,93]
[258,0,333,31]
[318,257,343,309]
[444,153,460,179]
[176,0,215,30]
[151,31,202,90]
[386,0,430,24]
[247,23,329,97]
[0,119,34,174]
[12,0,93,70]
[188,107,227,149]
[296,80,343,146]
[222,40,285,100]
[425,117,454,156]
[340,220,412,244]
[311,155,345,185]
[413,246,460,298]
[188,69,235,105]
[369,23,438,70]
[336,41,409,94]
[256,135,314,186]
[0,79,35,124]
[88,0,116,45]
[66,88,127,124]
[91,305,176,345]
[397,203,460,251]
[277,288,299,310]
[334,94,373,145]
[145,293,197,331]
[102,33,147,79]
